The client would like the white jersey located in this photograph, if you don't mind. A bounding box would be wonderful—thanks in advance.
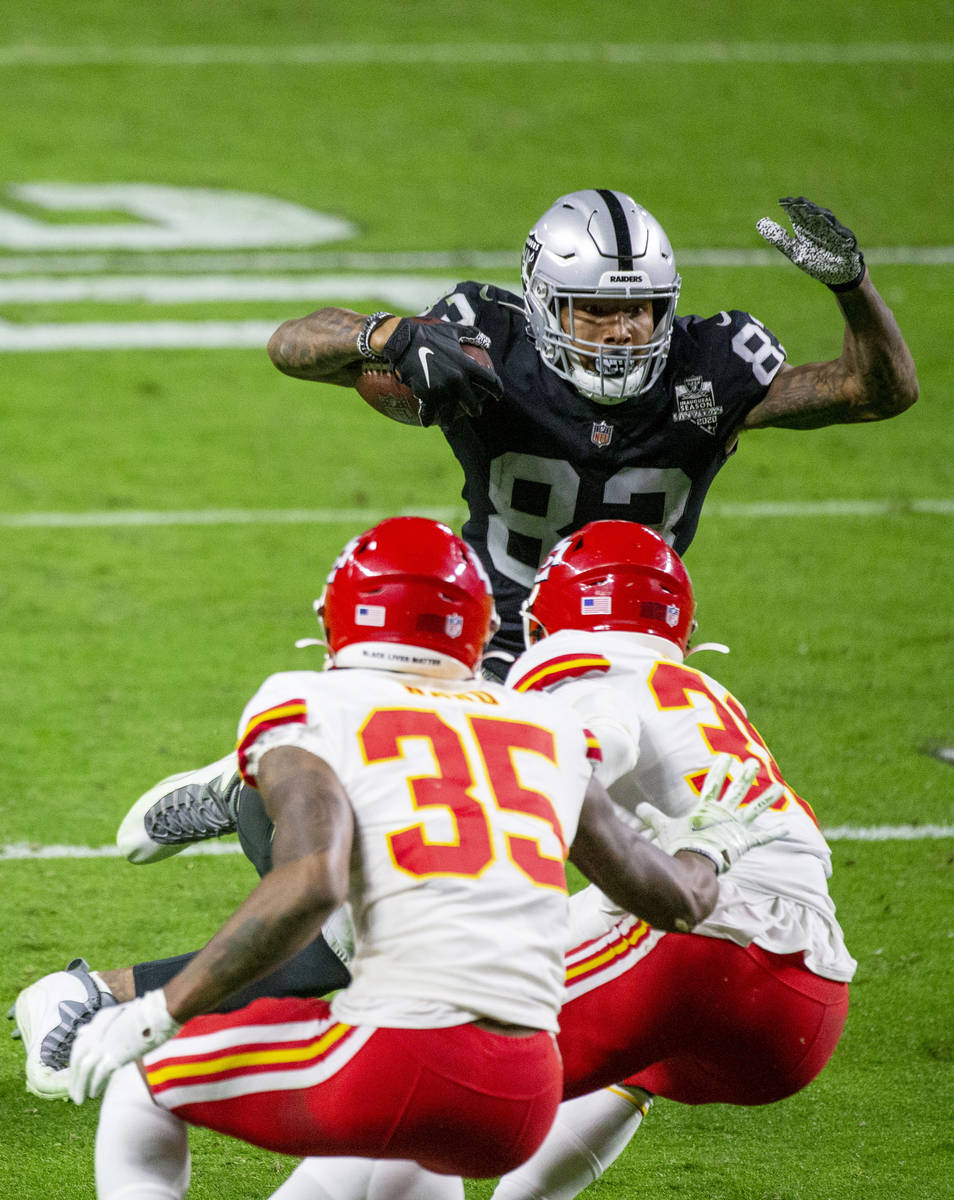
[237,666,600,1032]
[507,631,856,982]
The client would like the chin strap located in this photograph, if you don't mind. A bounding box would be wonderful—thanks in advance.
[685,641,730,657]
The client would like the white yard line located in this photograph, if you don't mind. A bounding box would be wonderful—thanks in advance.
[3,824,952,861]
[0,248,949,276]
[0,43,952,67]
[0,253,948,303]
[1,500,952,530]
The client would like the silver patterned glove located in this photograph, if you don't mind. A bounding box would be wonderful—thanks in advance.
[757,196,865,292]
[636,754,784,874]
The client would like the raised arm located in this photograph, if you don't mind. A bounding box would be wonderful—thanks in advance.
[743,198,919,430]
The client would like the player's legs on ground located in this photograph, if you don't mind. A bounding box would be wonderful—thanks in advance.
[11,797,354,1100]
[10,958,116,1100]
[270,1157,464,1200]
[116,752,242,863]
[491,1086,651,1200]
[141,999,562,1176]
[10,936,351,1100]
[95,1063,191,1200]
[557,933,848,1105]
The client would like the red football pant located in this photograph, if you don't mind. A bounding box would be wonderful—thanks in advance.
[145,996,562,1178]
[558,935,849,1105]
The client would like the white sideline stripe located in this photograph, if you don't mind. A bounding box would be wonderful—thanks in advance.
[0,506,464,528]
[2,500,953,530]
[4,825,953,861]
[0,43,952,67]
[0,273,515,306]
[0,248,949,276]
[0,254,949,304]
[0,317,279,350]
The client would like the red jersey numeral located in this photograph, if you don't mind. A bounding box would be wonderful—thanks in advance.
[648,661,818,827]
[359,708,569,889]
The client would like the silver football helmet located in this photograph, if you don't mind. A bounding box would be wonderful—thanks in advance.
[522,189,681,404]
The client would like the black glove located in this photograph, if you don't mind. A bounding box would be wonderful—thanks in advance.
[381,320,503,426]
[756,196,865,292]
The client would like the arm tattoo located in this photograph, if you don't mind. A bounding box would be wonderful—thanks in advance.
[267,307,368,384]
[743,276,918,431]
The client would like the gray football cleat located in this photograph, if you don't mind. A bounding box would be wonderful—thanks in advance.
[9,958,116,1100]
[116,752,241,864]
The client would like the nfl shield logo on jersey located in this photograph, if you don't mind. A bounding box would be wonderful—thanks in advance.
[590,420,614,448]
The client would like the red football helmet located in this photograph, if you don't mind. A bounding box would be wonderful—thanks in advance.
[522,520,696,653]
[317,517,499,677]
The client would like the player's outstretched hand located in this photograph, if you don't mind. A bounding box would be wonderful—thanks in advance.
[381,320,503,425]
[69,990,181,1104]
[756,196,866,292]
[636,754,784,874]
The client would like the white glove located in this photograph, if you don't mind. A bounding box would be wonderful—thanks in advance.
[756,196,865,291]
[636,754,784,874]
[69,989,181,1104]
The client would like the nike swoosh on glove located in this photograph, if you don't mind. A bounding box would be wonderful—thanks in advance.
[69,989,181,1104]
[756,196,865,291]
[381,319,503,425]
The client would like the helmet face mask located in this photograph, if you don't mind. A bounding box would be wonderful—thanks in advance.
[521,520,696,654]
[522,189,681,404]
[317,518,499,678]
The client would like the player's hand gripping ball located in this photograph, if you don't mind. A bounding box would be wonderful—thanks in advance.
[356,317,500,426]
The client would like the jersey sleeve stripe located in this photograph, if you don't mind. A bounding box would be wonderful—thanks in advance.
[511,654,612,693]
[583,728,603,763]
[236,699,308,785]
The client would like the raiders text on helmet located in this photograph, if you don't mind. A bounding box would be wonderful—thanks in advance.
[522,189,681,404]
[316,517,499,678]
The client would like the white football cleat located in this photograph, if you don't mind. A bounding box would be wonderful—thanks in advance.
[116,752,242,864]
[9,959,116,1100]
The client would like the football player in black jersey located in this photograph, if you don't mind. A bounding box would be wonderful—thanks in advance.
[9,194,917,1123]
[268,190,918,673]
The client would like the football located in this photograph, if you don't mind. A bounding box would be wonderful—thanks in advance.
[355,363,422,425]
[355,326,493,425]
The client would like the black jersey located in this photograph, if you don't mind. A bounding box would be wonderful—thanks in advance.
[415,282,786,660]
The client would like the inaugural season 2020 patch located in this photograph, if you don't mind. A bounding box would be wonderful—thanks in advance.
[673,376,722,434]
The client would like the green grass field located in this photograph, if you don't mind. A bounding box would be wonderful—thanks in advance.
[1,4,952,1197]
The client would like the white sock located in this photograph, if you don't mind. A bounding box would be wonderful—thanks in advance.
[94,1063,191,1200]
[270,1157,464,1200]
[491,1086,651,1200]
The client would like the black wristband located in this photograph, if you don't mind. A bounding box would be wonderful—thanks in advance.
[827,260,866,293]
